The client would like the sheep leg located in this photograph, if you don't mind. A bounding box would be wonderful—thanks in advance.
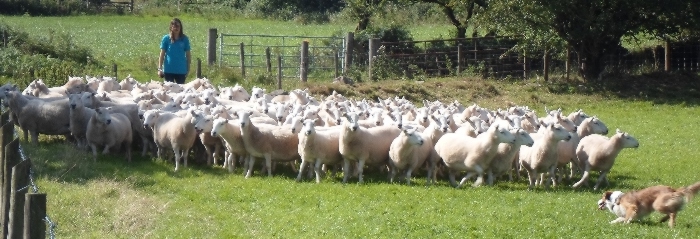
[203,144,214,166]
[593,170,609,190]
[264,154,273,177]
[245,155,255,179]
[572,163,591,188]
[388,162,397,184]
[472,166,485,187]
[22,129,29,144]
[447,170,458,188]
[545,165,557,189]
[213,143,222,166]
[140,135,149,157]
[526,168,537,190]
[102,145,111,155]
[357,158,366,183]
[226,153,236,173]
[342,159,351,183]
[487,169,494,186]
[306,161,314,179]
[405,167,413,186]
[296,160,308,182]
[90,144,98,162]
[31,131,39,146]
[173,149,181,172]
[314,160,323,183]
[458,172,477,188]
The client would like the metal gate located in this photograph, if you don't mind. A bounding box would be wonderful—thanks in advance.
[219,34,345,80]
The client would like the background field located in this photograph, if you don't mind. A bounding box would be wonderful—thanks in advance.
[1,16,700,238]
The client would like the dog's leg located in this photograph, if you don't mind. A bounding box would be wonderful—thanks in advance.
[623,205,638,224]
[659,214,670,222]
[610,217,626,224]
[593,170,609,190]
[667,213,676,228]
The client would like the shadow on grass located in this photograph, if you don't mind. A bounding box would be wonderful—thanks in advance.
[545,72,700,106]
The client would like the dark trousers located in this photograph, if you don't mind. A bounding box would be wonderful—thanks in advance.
[164,73,187,84]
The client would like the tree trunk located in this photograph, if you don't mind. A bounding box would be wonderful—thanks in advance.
[355,15,371,32]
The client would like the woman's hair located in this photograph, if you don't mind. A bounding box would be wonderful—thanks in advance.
[169,18,185,43]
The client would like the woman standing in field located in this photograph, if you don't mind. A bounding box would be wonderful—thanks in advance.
[158,18,191,84]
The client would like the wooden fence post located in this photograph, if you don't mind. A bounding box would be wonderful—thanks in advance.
[543,48,550,81]
[368,38,380,81]
[207,28,217,66]
[344,32,354,75]
[8,159,30,239]
[23,193,46,239]
[129,0,133,12]
[196,58,202,78]
[457,44,463,74]
[277,55,282,90]
[565,47,570,80]
[0,111,8,126]
[112,63,118,80]
[239,43,246,77]
[300,40,309,82]
[265,47,272,73]
[334,51,339,78]
[1,138,20,239]
[523,52,528,79]
[664,40,671,72]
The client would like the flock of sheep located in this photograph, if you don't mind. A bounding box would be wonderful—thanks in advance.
[0,76,640,189]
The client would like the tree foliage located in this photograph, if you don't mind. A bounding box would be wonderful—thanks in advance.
[477,0,700,81]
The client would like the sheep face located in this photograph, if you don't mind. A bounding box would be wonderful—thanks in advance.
[236,110,253,128]
[342,112,360,131]
[512,128,534,147]
[547,124,572,142]
[402,128,424,146]
[95,107,114,125]
[417,107,430,124]
[193,114,213,134]
[211,118,229,137]
[301,119,317,135]
[142,110,160,128]
[615,129,640,148]
[275,103,289,123]
[585,117,609,135]
[68,94,82,110]
[493,125,517,144]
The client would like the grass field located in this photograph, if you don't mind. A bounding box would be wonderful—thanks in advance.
[2,16,700,238]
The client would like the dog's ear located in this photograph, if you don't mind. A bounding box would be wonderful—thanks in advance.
[603,191,613,200]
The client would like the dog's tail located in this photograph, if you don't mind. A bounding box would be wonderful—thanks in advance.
[678,181,700,202]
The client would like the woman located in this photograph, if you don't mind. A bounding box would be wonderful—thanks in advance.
[158,18,191,84]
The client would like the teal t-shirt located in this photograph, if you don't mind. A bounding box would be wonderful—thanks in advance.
[160,34,191,74]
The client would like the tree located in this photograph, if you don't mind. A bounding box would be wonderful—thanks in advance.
[410,0,487,39]
[346,0,389,32]
[479,0,700,81]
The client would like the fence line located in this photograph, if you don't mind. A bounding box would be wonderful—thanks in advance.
[218,33,345,80]
[0,106,55,239]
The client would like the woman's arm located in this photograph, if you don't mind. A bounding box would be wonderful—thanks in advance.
[186,50,191,75]
[158,49,166,71]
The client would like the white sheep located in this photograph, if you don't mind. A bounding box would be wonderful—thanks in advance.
[556,116,609,181]
[69,93,96,149]
[487,128,534,185]
[142,109,198,171]
[339,111,401,183]
[237,110,301,178]
[388,126,432,185]
[519,123,572,189]
[296,119,343,183]
[572,129,639,190]
[193,112,225,166]
[434,124,516,188]
[86,107,133,162]
[3,91,71,145]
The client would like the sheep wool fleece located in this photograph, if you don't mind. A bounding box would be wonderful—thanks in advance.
[160,35,191,74]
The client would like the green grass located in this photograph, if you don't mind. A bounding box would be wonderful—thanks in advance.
[15,78,700,238]
[2,15,700,238]
[0,15,453,84]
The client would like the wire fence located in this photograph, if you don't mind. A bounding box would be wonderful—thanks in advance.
[219,33,345,80]
[0,106,55,239]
